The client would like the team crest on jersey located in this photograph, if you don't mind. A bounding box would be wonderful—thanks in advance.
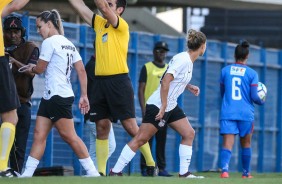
[230,66,246,76]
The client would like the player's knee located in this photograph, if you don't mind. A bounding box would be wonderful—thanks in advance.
[33,130,46,143]
[1,110,18,124]
[60,132,77,144]
[135,137,147,147]
[184,128,195,140]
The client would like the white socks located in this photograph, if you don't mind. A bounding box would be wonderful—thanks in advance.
[21,156,39,177]
[112,144,136,173]
[79,157,100,177]
[108,123,116,158]
[21,156,99,177]
[179,144,192,175]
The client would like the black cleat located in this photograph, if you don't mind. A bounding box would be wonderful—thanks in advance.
[146,165,159,177]
[158,170,173,177]
[109,169,123,176]
[0,168,18,178]
[99,172,105,176]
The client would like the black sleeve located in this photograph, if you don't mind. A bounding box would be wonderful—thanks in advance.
[113,15,120,29]
[28,47,39,64]
[92,14,96,29]
[139,65,147,83]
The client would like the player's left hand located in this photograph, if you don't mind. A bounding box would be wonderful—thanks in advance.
[155,106,165,121]
[79,95,89,115]
[187,84,200,96]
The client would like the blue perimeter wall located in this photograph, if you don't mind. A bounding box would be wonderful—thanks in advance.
[17,13,282,175]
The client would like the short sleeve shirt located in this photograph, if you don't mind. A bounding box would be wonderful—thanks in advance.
[147,52,193,111]
[39,35,82,99]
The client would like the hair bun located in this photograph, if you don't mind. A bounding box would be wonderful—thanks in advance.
[187,29,197,40]
[241,40,249,48]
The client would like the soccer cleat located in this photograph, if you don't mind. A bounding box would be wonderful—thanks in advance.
[109,169,123,176]
[141,168,147,176]
[179,171,204,178]
[158,170,173,177]
[0,168,18,178]
[242,173,253,178]
[220,172,229,178]
[146,165,159,176]
[98,172,105,176]
[83,171,100,177]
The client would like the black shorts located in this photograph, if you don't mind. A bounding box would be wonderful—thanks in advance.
[142,104,186,130]
[0,56,20,113]
[89,74,135,122]
[37,95,74,122]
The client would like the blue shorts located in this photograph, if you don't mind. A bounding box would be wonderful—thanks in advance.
[220,120,254,137]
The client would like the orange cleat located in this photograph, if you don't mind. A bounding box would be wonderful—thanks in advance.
[220,172,229,178]
[242,174,253,178]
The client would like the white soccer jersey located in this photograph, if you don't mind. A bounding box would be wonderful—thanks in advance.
[147,51,193,111]
[39,35,82,100]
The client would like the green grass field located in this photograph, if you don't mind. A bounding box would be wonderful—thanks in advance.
[0,172,281,184]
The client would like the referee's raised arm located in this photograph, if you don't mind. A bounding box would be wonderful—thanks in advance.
[68,0,94,26]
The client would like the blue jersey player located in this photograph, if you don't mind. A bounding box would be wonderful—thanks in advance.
[219,41,264,179]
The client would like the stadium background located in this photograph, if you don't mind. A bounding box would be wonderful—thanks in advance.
[12,11,282,175]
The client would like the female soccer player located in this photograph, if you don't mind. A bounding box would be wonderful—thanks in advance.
[110,29,206,178]
[219,40,265,178]
[21,9,99,177]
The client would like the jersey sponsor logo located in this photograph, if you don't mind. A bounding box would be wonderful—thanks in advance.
[230,66,246,76]
[61,45,75,51]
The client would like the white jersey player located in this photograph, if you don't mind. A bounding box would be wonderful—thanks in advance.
[110,29,207,178]
[40,35,81,100]
[21,9,100,177]
[147,51,194,112]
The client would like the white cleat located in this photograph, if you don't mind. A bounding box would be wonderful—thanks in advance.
[83,171,101,177]
[179,171,204,179]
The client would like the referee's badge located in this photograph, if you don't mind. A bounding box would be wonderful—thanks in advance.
[102,33,108,43]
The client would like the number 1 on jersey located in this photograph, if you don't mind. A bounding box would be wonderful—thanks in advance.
[66,53,73,76]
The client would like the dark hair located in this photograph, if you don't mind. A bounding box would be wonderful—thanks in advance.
[235,40,249,61]
[37,9,64,35]
[116,0,127,15]
[187,29,206,51]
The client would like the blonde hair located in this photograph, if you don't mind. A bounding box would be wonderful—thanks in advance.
[37,9,64,35]
[187,29,206,51]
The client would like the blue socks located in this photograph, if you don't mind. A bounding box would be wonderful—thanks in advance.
[220,148,232,172]
[242,148,251,175]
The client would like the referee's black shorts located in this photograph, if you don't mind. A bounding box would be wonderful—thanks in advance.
[89,73,135,122]
[0,56,20,113]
